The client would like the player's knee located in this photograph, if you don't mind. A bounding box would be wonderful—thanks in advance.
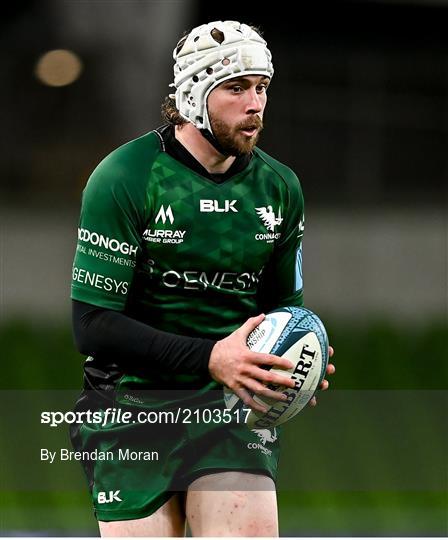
[237,517,278,537]
[189,509,278,537]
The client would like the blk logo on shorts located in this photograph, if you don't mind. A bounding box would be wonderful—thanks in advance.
[98,490,122,504]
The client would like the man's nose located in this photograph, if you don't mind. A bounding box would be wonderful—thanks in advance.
[245,88,263,113]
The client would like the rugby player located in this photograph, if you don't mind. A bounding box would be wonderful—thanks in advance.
[70,20,335,537]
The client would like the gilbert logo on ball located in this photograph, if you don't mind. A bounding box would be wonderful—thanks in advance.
[224,307,329,429]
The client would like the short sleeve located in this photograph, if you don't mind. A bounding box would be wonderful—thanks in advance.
[71,152,148,311]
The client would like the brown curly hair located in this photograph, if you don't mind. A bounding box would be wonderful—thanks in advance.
[160,95,188,127]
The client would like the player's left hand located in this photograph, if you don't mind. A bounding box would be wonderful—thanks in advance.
[309,345,335,407]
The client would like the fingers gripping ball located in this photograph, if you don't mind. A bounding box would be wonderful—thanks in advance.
[224,307,329,429]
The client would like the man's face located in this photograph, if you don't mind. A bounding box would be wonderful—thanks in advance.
[207,75,270,156]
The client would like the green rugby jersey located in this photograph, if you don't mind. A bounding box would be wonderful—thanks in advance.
[71,127,304,388]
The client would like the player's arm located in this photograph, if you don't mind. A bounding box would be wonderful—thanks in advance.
[73,300,215,374]
[254,171,335,402]
[256,171,305,312]
[71,148,214,375]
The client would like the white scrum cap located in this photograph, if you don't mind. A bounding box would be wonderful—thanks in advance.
[171,20,274,132]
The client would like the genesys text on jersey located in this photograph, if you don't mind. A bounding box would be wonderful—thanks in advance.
[72,265,261,294]
[150,267,263,291]
[40,407,251,428]
[72,266,129,295]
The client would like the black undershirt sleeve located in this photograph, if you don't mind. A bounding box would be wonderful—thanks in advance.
[72,299,216,376]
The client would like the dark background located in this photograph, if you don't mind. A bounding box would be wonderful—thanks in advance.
[1,0,447,536]
[2,0,447,207]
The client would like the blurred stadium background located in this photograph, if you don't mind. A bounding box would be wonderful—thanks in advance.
[1,0,447,536]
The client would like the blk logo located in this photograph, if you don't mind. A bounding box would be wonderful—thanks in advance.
[98,490,122,504]
[155,205,174,224]
[200,199,238,213]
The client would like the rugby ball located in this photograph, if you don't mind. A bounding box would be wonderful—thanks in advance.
[224,306,329,429]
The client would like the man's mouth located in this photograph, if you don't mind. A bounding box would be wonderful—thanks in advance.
[240,127,258,136]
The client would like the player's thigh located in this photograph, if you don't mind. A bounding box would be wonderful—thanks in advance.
[186,471,278,537]
[98,493,186,537]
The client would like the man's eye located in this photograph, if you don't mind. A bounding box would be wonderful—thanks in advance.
[231,86,243,92]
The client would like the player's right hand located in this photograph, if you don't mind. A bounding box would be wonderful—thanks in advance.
[208,314,296,413]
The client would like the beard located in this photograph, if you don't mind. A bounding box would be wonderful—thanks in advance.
[209,114,264,156]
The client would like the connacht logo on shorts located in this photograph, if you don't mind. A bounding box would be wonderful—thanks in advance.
[247,428,277,456]
[253,428,277,445]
